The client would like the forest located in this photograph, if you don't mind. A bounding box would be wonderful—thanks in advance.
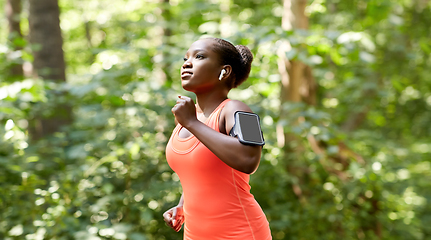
[1,0,431,239]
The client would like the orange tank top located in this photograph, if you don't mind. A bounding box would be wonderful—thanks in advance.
[166,99,272,240]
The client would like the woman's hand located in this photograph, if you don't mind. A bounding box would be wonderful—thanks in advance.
[163,205,185,232]
[171,96,198,128]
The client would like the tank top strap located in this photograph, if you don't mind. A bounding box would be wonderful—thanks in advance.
[207,98,231,132]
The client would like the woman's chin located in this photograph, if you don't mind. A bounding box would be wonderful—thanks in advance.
[181,82,195,92]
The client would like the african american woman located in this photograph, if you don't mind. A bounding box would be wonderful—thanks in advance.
[163,37,272,240]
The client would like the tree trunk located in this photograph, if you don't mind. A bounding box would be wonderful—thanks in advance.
[159,0,173,86]
[277,0,312,204]
[279,0,309,103]
[278,0,312,149]
[28,0,71,140]
[5,0,23,78]
[29,0,65,82]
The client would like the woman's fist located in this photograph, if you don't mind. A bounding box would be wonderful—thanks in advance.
[163,205,184,232]
[171,96,197,128]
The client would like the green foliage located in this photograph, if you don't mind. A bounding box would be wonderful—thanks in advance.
[1,0,431,239]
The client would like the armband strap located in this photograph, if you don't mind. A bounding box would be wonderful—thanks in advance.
[229,111,265,146]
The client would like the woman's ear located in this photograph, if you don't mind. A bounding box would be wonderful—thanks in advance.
[221,65,232,80]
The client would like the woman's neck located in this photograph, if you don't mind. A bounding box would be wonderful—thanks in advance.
[195,90,228,117]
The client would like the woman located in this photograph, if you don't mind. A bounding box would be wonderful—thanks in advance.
[163,37,272,240]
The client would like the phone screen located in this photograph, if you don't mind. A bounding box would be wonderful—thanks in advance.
[238,113,264,144]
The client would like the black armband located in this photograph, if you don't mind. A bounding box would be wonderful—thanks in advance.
[229,111,265,146]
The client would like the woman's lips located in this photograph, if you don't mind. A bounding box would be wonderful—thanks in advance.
[181,71,192,79]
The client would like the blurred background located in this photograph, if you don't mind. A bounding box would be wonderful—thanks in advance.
[1,0,431,239]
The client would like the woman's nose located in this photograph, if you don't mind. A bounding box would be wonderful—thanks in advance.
[182,59,192,68]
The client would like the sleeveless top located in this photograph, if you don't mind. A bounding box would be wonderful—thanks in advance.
[166,99,272,240]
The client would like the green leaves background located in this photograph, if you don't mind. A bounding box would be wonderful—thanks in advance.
[1,0,431,239]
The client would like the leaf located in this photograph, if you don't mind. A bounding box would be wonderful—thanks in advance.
[129,233,147,240]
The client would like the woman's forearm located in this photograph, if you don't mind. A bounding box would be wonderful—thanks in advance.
[183,120,261,174]
[177,193,184,207]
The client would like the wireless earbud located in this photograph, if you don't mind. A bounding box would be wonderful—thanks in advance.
[219,69,226,81]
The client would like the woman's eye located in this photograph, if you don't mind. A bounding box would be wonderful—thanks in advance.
[196,54,204,59]
[183,57,188,61]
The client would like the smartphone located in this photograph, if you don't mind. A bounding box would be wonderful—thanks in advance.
[229,111,265,146]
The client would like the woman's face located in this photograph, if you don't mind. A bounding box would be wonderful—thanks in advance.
[181,39,223,93]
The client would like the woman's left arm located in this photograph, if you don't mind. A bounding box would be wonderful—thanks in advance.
[172,96,262,174]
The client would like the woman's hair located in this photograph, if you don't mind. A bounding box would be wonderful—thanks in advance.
[208,38,253,88]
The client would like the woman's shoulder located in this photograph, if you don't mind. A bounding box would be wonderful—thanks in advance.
[219,99,253,134]
[224,99,253,114]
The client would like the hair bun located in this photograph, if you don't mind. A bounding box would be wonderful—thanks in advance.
[235,45,253,87]
[235,45,253,66]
